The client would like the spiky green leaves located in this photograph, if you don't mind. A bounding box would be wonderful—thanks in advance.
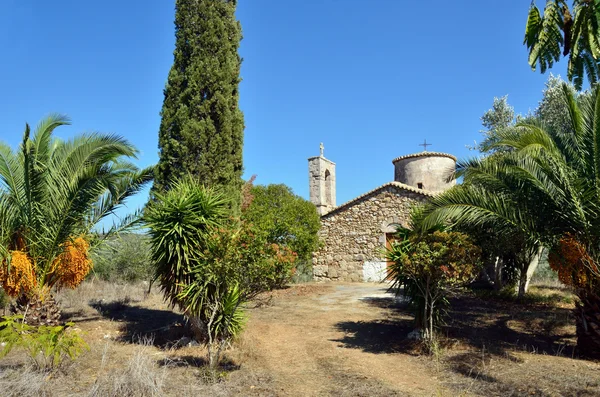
[0,115,153,287]
[524,3,543,49]
[421,83,600,259]
[144,178,230,309]
[525,1,565,75]
[525,1,600,90]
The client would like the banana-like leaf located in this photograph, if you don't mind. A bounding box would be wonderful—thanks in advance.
[525,4,543,48]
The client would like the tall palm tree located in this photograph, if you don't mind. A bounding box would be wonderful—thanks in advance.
[0,115,153,325]
[419,83,600,357]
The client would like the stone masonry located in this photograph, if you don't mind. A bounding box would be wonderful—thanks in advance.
[308,148,336,216]
[312,183,430,282]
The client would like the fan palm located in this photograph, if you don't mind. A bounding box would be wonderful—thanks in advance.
[0,114,154,325]
[418,83,600,357]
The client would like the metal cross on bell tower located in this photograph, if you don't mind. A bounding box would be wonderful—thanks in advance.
[419,139,431,152]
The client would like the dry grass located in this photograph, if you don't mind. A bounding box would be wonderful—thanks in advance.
[0,280,599,396]
[56,278,149,319]
[439,349,600,396]
[0,366,51,397]
[87,339,166,397]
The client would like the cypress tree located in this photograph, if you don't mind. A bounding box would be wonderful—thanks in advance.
[155,0,244,210]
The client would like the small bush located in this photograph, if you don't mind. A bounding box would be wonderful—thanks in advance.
[387,230,482,342]
[0,315,88,371]
[291,259,314,283]
[241,183,321,282]
[91,234,153,283]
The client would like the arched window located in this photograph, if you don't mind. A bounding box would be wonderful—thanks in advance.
[324,169,332,205]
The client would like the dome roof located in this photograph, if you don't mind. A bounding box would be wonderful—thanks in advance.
[392,151,456,164]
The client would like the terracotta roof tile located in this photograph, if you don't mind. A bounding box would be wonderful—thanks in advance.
[391,152,456,163]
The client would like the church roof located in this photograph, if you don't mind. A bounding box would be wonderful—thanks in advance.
[391,151,456,163]
[322,181,434,217]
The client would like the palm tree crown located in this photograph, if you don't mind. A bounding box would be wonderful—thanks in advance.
[418,83,600,356]
[0,114,154,294]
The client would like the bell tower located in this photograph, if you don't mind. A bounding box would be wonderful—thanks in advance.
[308,143,336,215]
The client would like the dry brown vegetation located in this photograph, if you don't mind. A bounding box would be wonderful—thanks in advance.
[0,280,598,396]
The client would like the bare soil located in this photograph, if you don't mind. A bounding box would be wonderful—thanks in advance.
[1,281,599,396]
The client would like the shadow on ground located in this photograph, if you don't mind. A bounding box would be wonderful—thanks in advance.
[90,298,189,347]
[157,355,240,371]
[445,293,576,357]
[332,290,576,358]
[332,294,417,355]
[60,309,99,323]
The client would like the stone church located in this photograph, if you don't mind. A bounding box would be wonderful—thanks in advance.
[309,144,456,282]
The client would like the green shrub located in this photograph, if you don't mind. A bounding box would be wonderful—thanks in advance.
[242,183,321,282]
[0,315,88,370]
[91,234,153,282]
[145,179,296,370]
[387,230,482,342]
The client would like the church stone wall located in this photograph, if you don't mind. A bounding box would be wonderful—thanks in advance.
[312,186,428,282]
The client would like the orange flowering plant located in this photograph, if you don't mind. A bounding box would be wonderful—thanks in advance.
[0,115,153,325]
[549,234,600,292]
[0,237,93,298]
[386,230,482,341]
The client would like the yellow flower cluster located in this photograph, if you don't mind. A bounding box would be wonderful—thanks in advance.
[0,251,37,297]
[52,237,93,289]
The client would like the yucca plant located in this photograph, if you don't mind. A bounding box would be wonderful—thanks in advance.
[419,83,600,357]
[0,114,153,325]
[146,178,296,370]
[144,178,230,308]
[145,178,237,370]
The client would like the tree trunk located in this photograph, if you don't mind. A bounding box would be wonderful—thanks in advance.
[576,290,600,359]
[517,246,544,298]
[493,256,504,290]
[10,293,61,326]
[524,246,543,292]
[187,315,206,343]
[428,300,435,342]
[517,270,528,298]
[207,342,217,369]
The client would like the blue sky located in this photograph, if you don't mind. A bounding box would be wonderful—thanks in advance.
[0,0,572,225]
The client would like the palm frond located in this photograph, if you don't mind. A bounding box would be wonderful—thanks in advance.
[0,116,151,289]
[524,4,543,49]
[527,1,564,74]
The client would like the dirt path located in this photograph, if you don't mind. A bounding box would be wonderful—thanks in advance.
[238,283,440,396]
[20,281,598,396]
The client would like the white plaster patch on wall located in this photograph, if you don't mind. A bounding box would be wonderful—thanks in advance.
[362,261,387,282]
